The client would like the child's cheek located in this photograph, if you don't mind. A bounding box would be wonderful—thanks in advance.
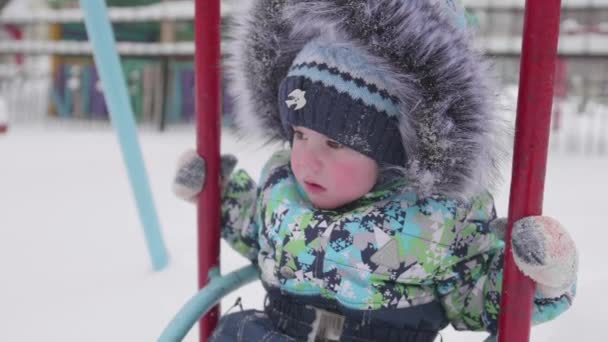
[328,155,378,197]
[329,160,364,186]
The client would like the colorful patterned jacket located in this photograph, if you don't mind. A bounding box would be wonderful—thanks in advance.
[221,150,574,335]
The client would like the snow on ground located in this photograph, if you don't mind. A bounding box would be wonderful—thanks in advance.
[0,122,606,341]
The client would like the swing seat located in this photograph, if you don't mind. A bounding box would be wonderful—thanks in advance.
[159,264,259,342]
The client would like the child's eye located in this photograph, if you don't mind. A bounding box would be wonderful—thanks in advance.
[293,130,305,140]
[326,140,343,149]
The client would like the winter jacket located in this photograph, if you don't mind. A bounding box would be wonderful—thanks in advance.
[220,150,575,335]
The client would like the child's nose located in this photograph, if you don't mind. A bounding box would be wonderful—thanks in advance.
[303,147,323,173]
[308,155,322,172]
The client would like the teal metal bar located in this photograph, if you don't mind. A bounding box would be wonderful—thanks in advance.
[159,265,259,342]
[79,0,168,271]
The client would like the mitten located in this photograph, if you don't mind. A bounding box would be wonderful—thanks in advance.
[172,149,237,203]
[491,216,578,298]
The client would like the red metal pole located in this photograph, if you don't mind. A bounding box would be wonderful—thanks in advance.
[194,0,222,340]
[4,25,24,65]
[498,1,562,341]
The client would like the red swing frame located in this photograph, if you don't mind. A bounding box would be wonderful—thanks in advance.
[194,0,222,340]
[497,1,563,341]
[193,1,564,341]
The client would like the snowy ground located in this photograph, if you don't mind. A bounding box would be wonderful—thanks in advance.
[0,121,606,342]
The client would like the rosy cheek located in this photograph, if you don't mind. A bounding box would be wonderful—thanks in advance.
[329,161,363,185]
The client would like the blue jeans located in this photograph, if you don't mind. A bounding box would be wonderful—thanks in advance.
[209,310,296,342]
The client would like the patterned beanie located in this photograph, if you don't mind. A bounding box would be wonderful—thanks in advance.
[278,39,406,166]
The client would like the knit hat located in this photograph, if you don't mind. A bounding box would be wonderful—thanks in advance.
[278,39,406,166]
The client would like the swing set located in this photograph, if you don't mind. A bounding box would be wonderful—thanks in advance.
[71,0,564,341]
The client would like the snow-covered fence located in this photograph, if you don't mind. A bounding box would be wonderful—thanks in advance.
[0,0,242,129]
[470,0,608,156]
[0,57,50,126]
[500,85,607,157]
[551,97,608,155]
[0,0,236,25]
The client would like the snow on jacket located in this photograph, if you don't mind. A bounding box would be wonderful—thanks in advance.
[220,150,575,334]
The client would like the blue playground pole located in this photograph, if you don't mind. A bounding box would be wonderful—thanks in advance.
[79,0,168,271]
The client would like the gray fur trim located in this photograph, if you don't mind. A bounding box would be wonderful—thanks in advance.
[225,0,509,199]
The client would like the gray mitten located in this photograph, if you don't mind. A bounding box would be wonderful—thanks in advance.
[172,150,237,203]
[491,216,578,298]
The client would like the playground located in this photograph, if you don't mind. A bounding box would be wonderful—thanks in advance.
[1,0,607,341]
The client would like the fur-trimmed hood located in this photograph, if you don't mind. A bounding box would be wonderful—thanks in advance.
[225,0,509,199]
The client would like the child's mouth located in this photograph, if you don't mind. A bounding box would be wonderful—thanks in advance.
[303,181,325,193]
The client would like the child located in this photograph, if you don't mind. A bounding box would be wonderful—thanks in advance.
[173,0,578,341]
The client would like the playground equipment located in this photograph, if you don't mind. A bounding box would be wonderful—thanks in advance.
[497,1,562,341]
[3,0,174,271]
[78,0,168,271]
[192,0,222,338]
[0,0,243,270]
[0,0,568,340]
[158,0,565,341]
[159,265,259,341]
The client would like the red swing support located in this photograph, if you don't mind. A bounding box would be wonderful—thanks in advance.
[498,1,562,341]
[194,0,222,340]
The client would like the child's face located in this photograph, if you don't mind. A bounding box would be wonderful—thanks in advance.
[290,126,379,209]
